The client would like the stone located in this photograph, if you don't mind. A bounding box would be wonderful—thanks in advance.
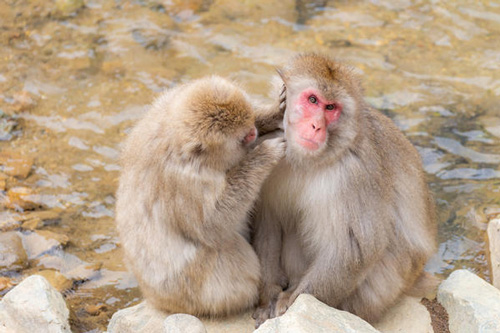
[55,0,84,16]
[374,296,433,333]
[36,270,73,293]
[85,304,107,316]
[0,275,71,332]
[0,211,22,231]
[22,217,43,230]
[0,152,34,179]
[0,232,28,271]
[12,91,37,112]
[0,277,13,292]
[22,210,61,224]
[4,186,37,210]
[163,314,206,333]
[255,294,380,333]
[202,311,254,332]
[36,230,69,246]
[438,269,500,333]
[21,231,64,259]
[206,0,297,23]
[107,301,166,333]
[488,218,500,289]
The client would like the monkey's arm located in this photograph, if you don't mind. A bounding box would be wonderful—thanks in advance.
[254,85,286,135]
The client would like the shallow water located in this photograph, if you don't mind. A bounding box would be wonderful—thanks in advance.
[0,0,499,331]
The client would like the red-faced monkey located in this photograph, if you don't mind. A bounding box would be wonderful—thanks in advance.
[116,76,285,316]
[253,53,437,326]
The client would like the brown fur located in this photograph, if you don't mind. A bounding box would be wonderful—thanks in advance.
[252,54,437,327]
[116,76,285,317]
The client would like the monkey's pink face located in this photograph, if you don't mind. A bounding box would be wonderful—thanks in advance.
[289,88,342,151]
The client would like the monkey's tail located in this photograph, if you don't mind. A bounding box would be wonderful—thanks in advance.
[405,271,441,298]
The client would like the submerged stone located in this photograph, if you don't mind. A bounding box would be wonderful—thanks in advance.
[0,232,28,271]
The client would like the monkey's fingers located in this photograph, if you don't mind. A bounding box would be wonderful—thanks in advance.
[253,304,273,328]
[274,291,293,317]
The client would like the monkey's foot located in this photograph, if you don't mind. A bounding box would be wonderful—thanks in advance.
[252,303,274,328]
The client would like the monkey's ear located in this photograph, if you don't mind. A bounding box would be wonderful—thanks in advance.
[275,67,288,83]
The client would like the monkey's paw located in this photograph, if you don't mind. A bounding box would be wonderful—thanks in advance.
[274,289,299,317]
[252,303,274,328]
[260,137,286,161]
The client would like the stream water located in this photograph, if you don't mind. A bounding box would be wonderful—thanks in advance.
[1,0,499,331]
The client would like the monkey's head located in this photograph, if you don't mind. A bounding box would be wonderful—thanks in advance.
[278,53,364,162]
[181,76,258,169]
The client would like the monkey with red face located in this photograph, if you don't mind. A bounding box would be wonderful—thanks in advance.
[253,53,437,327]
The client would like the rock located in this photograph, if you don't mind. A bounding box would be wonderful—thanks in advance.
[55,0,84,16]
[36,270,73,292]
[12,91,37,112]
[0,275,71,332]
[374,297,433,333]
[163,314,206,333]
[21,231,64,259]
[0,152,34,179]
[202,311,254,332]
[0,211,22,231]
[438,269,500,333]
[0,277,13,292]
[0,172,7,191]
[36,230,69,246]
[255,294,380,332]
[107,301,166,333]
[3,186,37,210]
[22,210,61,224]
[488,218,500,289]
[0,232,28,271]
[206,0,297,23]
[22,217,43,230]
[85,304,107,316]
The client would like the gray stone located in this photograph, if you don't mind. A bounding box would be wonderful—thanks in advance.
[374,296,432,333]
[488,218,500,289]
[0,275,70,333]
[438,269,500,333]
[254,294,380,333]
[0,232,28,271]
[164,314,206,333]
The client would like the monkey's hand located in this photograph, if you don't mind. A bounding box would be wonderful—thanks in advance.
[253,137,286,165]
[274,283,311,317]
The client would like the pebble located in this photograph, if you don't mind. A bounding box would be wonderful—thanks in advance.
[0,232,28,271]
[0,151,34,179]
[12,91,37,112]
[85,304,107,316]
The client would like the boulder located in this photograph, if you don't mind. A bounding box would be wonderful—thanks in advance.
[488,218,500,289]
[438,269,500,332]
[0,275,70,332]
[254,294,380,332]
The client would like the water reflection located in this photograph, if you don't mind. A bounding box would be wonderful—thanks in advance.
[1,0,499,331]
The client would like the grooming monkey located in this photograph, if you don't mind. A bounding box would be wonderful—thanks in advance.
[116,76,285,316]
[253,53,437,326]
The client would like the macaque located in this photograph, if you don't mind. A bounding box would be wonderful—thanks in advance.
[116,76,285,316]
[253,53,437,326]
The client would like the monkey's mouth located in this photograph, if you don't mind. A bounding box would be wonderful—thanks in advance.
[298,136,321,150]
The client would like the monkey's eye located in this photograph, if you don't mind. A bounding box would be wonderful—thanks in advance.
[308,95,317,104]
[326,104,336,111]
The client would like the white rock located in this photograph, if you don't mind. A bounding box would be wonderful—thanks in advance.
[374,296,433,333]
[438,269,500,333]
[202,311,254,332]
[108,302,165,333]
[163,314,206,333]
[254,294,380,333]
[487,218,500,289]
[0,275,70,333]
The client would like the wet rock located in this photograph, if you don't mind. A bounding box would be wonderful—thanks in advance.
[0,211,22,231]
[0,151,34,179]
[0,172,7,191]
[23,210,61,225]
[36,230,69,247]
[255,294,379,332]
[55,0,85,17]
[12,91,37,112]
[21,231,64,259]
[374,296,433,333]
[488,218,500,289]
[206,0,297,23]
[0,277,13,292]
[3,186,37,210]
[36,270,73,293]
[107,301,165,333]
[21,217,43,230]
[0,232,28,271]
[85,304,107,316]
[438,269,500,333]
[164,314,206,333]
[0,275,71,332]
[0,111,17,142]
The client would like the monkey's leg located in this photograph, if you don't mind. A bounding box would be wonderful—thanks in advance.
[198,236,261,316]
[252,208,287,327]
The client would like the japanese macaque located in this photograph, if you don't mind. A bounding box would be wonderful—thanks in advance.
[116,76,285,316]
[252,53,437,327]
